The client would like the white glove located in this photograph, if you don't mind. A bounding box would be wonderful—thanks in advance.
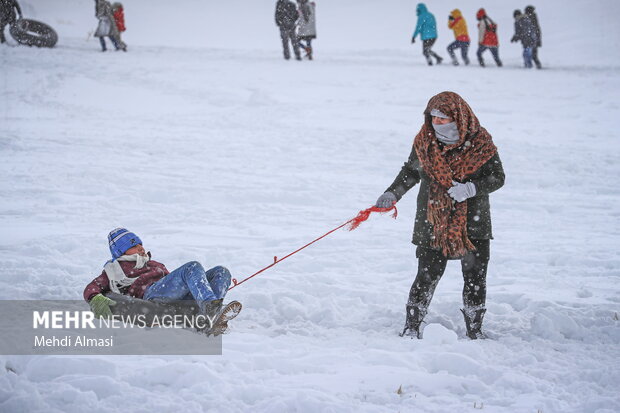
[447,181,476,202]
[375,192,397,208]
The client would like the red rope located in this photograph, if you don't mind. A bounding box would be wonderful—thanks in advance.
[228,204,397,290]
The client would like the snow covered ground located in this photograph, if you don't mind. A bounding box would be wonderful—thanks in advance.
[1,0,619,412]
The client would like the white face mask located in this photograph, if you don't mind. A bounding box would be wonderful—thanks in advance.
[432,122,460,145]
[117,253,150,269]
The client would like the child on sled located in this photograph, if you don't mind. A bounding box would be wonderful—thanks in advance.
[83,228,241,334]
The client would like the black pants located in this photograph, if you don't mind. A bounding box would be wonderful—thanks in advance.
[532,46,542,68]
[0,20,10,43]
[476,45,502,67]
[99,36,120,51]
[422,38,442,63]
[447,40,470,64]
[407,239,490,314]
[279,26,300,60]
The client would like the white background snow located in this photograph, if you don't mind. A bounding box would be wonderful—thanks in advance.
[1,0,619,412]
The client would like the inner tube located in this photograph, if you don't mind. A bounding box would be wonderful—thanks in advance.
[9,18,58,48]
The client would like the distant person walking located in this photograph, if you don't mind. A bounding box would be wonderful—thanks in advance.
[511,9,538,68]
[275,0,301,60]
[94,0,126,52]
[412,3,443,66]
[446,9,470,66]
[296,0,316,60]
[111,3,127,50]
[524,5,542,68]
[0,0,22,44]
[475,8,502,67]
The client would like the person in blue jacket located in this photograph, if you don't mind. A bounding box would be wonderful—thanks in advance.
[411,3,443,66]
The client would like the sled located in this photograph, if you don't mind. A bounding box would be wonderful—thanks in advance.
[10,19,58,48]
[105,292,201,322]
[103,293,242,336]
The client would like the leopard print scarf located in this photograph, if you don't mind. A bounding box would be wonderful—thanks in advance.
[413,91,497,258]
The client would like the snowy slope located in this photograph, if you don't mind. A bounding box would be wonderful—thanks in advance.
[1,0,620,412]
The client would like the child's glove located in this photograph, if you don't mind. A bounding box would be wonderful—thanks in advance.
[89,294,116,319]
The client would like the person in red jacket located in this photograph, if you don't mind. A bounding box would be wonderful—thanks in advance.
[475,8,502,67]
[84,228,236,324]
[111,2,127,50]
[112,2,124,31]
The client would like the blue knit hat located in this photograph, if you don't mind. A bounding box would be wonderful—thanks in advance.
[108,228,142,259]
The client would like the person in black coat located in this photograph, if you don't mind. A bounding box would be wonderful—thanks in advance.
[0,0,22,44]
[511,10,539,68]
[375,91,505,340]
[275,0,301,60]
[524,5,542,69]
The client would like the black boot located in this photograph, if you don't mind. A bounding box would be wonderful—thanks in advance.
[461,307,486,339]
[399,305,425,338]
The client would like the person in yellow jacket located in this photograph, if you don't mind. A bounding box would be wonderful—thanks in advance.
[446,9,470,65]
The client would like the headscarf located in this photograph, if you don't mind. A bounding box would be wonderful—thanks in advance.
[413,91,497,257]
